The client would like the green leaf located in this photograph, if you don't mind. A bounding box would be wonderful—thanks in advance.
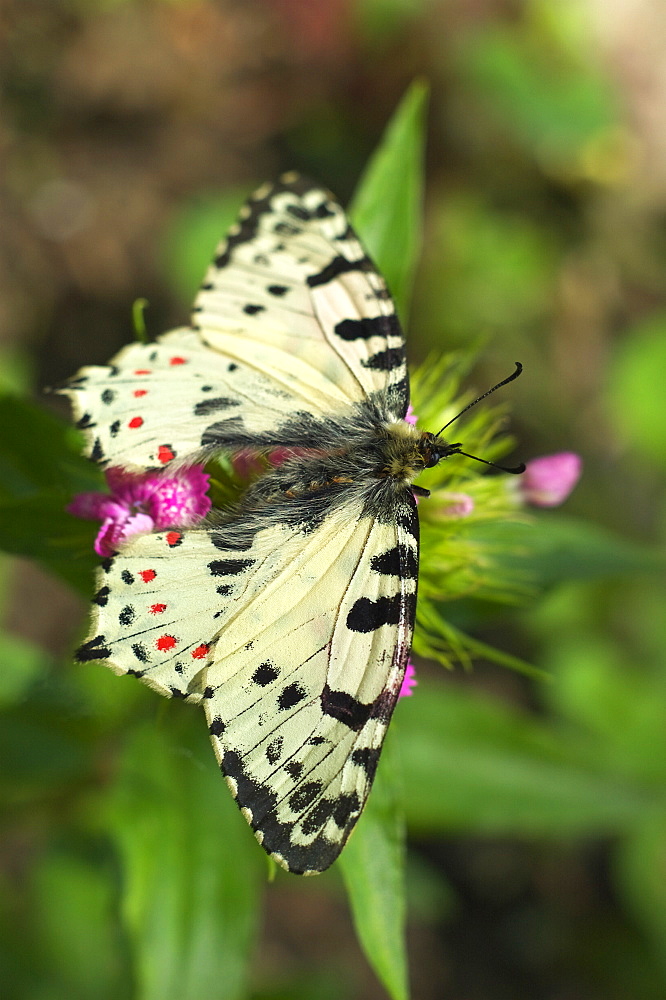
[486,515,666,589]
[0,494,97,595]
[105,711,262,1000]
[0,395,101,503]
[31,851,128,1000]
[544,634,666,785]
[350,80,429,322]
[614,815,666,980]
[161,188,253,306]
[605,311,666,467]
[398,678,659,837]
[0,631,49,707]
[339,729,409,1000]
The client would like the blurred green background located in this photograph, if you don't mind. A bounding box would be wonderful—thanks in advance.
[2,2,666,999]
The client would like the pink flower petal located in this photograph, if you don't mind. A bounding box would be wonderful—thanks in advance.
[405,405,418,426]
[70,465,211,554]
[67,491,114,520]
[94,512,154,557]
[520,452,582,507]
[149,466,211,527]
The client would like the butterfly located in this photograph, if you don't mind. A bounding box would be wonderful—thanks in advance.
[63,173,522,874]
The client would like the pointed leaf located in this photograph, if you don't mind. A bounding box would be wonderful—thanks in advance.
[105,712,262,1000]
[350,80,429,321]
[340,729,409,1000]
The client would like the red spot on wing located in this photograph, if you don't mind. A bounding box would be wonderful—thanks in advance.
[134,369,151,375]
[157,445,175,464]
[166,531,182,547]
[139,569,156,582]
[128,416,144,429]
[169,356,187,365]
[156,634,177,651]
[133,389,148,398]
[191,643,210,660]
[150,603,167,614]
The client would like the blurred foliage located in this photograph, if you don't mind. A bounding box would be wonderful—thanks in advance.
[2,1,666,999]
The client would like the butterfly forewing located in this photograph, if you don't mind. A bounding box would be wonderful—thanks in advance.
[62,176,409,470]
[196,175,408,414]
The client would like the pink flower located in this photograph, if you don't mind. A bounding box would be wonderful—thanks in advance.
[519,452,582,507]
[399,662,417,699]
[439,492,474,517]
[69,465,211,556]
[405,405,418,426]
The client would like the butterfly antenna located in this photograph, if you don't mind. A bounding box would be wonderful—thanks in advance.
[437,362,524,435]
[438,362,525,474]
[448,446,525,475]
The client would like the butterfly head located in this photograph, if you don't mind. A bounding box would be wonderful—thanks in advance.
[418,363,527,476]
[419,432,460,470]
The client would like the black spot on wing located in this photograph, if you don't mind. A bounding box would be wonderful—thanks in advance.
[274,222,302,237]
[301,798,334,836]
[90,438,104,462]
[371,544,418,580]
[132,643,149,663]
[92,586,110,607]
[278,682,307,711]
[346,594,403,633]
[267,284,288,296]
[284,760,304,781]
[314,200,336,219]
[307,255,374,288]
[209,717,226,736]
[335,314,402,342]
[76,635,111,661]
[118,605,135,626]
[266,736,283,764]
[243,304,264,315]
[286,203,311,221]
[208,558,255,576]
[193,397,240,416]
[76,412,95,429]
[321,685,372,731]
[110,420,120,437]
[101,389,115,404]
[252,661,279,686]
[351,746,380,782]
[360,347,406,372]
[120,570,135,585]
[333,792,361,828]
[289,781,323,813]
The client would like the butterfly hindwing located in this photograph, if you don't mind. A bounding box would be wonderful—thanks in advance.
[77,486,418,873]
[61,175,409,470]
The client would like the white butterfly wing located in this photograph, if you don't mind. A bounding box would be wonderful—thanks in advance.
[76,491,418,873]
[62,175,409,470]
[195,174,408,413]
